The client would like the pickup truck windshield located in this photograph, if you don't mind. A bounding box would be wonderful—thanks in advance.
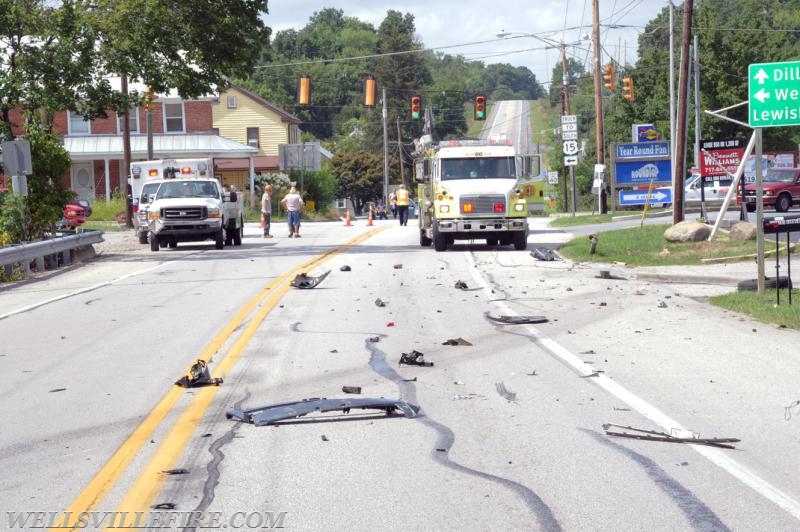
[763,169,799,183]
[156,180,219,199]
[441,157,516,181]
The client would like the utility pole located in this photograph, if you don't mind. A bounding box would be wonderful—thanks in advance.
[382,86,389,204]
[673,0,693,225]
[592,0,607,213]
[396,117,405,187]
[561,44,575,214]
[121,74,133,229]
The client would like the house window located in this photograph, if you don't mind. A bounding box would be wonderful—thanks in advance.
[247,127,259,148]
[117,107,139,134]
[68,111,91,135]
[336,198,346,209]
[227,96,237,109]
[164,102,184,132]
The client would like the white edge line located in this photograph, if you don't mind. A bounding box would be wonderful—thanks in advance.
[465,251,800,521]
[0,263,167,321]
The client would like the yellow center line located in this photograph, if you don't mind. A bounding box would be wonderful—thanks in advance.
[54,227,386,531]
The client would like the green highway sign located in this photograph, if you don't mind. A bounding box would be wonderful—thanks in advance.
[748,61,800,127]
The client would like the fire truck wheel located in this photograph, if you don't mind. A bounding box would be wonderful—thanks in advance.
[513,231,528,250]
[433,226,447,252]
[420,229,432,247]
[149,234,159,252]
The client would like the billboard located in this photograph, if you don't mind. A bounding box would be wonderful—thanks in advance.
[614,159,673,186]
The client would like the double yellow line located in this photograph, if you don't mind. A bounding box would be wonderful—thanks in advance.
[54,228,385,531]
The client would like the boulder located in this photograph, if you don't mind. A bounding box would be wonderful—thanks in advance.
[728,221,757,241]
[663,221,711,242]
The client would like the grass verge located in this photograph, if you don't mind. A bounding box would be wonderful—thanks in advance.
[711,290,800,329]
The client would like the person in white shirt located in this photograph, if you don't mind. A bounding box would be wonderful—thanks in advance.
[280,186,305,238]
[260,184,273,238]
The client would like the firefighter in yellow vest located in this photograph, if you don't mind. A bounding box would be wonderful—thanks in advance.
[395,184,410,226]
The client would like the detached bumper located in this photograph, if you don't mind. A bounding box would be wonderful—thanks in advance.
[435,218,528,233]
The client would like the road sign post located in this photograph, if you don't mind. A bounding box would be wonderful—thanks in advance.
[748,61,800,128]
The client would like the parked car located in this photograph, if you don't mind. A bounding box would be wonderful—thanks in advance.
[58,201,87,230]
[652,174,732,207]
[738,167,800,212]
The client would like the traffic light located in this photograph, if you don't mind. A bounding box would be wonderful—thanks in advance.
[410,95,421,120]
[622,76,635,101]
[602,64,616,90]
[363,75,376,107]
[474,94,486,121]
[297,74,311,106]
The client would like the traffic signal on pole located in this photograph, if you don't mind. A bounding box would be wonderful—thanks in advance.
[363,75,376,107]
[474,94,486,121]
[602,64,616,90]
[410,95,421,120]
[297,74,311,106]
[622,76,635,101]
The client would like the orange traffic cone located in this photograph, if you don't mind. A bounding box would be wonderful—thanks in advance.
[367,206,374,226]
[344,208,352,226]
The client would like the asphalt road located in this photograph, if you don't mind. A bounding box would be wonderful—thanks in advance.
[1,218,799,531]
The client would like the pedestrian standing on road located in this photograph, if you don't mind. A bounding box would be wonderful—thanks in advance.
[260,184,273,238]
[389,190,397,219]
[396,184,410,226]
[280,186,305,238]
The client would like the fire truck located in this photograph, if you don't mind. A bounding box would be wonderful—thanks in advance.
[414,135,537,251]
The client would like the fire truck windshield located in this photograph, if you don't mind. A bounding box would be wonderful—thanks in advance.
[441,157,516,181]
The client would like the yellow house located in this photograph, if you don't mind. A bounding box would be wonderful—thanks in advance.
[213,84,302,191]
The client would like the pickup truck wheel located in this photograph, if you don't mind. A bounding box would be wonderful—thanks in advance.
[420,229,432,247]
[775,193,792,212]
[224,221,233,246]
[512,231,528,250]
[138,231,148,244]
[486,238,498,246]
[746,204,756,213]
[215,229,224,249]
[168,238,177,249]
[433,226,447,252]
[149,234,159,252]
[233,217,243,246]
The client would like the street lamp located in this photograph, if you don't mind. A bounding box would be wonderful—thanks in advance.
[497,31,587,214]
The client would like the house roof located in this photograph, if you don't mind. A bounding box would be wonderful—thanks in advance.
[63,134,258,161]
[227,84,302,125]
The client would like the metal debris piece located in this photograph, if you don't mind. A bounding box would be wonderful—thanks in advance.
[400,350,433,367]
[486,314,548,324]
[602,423,740,449]
[495,382,517,402]
[452,393,484,400]
[341,386,362,394]
[393,264,403,269]
[321,435,330,441]
[227,397,421,426]
[658,301,668,308]
[581,371,604,378]
[531,247,558,261]
[374,298,387,307]
[442,337,472,346]
[454,280,468,290]
[340,265,351,272]
[290,270,331,289]
[175,359,223,388]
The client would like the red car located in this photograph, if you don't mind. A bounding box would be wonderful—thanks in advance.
[59,201,87,229]
[739,167,800,212]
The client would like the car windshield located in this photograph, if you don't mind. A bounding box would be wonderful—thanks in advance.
[763,169,798,183]
[441,157,516,181]
[156,180,219,199]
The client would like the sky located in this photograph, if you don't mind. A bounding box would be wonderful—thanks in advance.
[263,0,669,88]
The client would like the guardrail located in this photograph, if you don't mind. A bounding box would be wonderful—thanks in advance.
[0,230,104,280]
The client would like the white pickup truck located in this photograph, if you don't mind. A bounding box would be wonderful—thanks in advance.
[145,177,243,251]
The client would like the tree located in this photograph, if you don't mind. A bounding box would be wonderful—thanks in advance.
[329,152,397,214]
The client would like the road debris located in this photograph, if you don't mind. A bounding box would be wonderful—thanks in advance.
[339,265,351,272]
[227,397,420,426]
[486,314,548,324]
[596,270,626,280]
[368,336,380,343]
[175,359,223,388]
[341,386,362,394]
[393,264,403,269]
[602,423,740,449]
[321,435,330,441]
[495,382,517,402]
[454,280,469,290]
[400,350,434,367]
[452,393,484,400]
[442,337,472,346]
[290,270,331,289]
[531,247,558,261]
[785,399,800,420]
[374,298,387,307]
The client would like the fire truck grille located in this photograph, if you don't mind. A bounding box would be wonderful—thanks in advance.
[460,195,506,215]
[162,206,207,220]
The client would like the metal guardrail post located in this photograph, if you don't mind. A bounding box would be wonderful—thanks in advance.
[0,230,105,279]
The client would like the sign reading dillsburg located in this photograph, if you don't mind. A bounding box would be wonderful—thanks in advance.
[616,141,670,160]
[748,60,800,128]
